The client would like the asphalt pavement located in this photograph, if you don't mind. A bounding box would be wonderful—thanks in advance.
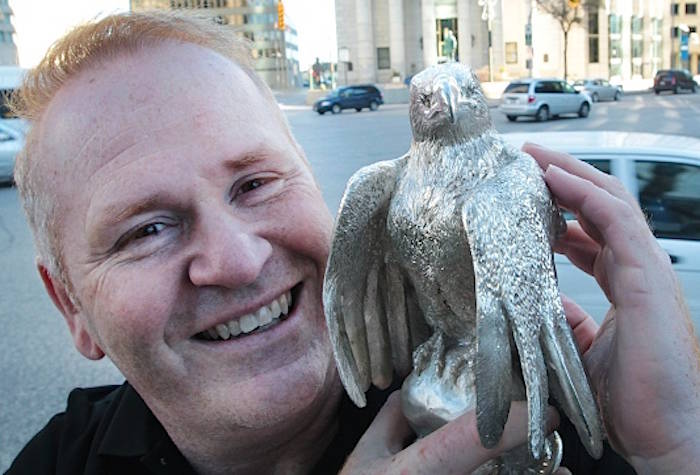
[2,90,700,470]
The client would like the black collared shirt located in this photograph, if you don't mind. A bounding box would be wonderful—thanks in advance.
[5,382,635,474]
[4,382,391,475]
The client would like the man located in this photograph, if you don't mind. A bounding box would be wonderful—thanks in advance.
[6,11,700,475]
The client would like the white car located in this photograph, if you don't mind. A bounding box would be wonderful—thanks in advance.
[572,78,623,102]
[0,121,23,185]
[502,131,700,329]
[500,78,592,122]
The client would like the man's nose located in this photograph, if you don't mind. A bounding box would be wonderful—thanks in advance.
[187,210,272,289]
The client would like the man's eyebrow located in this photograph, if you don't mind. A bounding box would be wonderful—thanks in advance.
[102,196,164,227]
[223,151,272,171]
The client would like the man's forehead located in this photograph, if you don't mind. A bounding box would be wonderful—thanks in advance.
[37,41,272,178]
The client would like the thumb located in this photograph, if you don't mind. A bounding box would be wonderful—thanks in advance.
[394,401,560,474]
[343,391,414,467]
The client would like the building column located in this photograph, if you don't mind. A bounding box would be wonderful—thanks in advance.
[490,0,504,80]
[620,0,632,80]
[356,0,376,83]
[421,0,437,67]
[388,0,406,78]
[457,0,472,66]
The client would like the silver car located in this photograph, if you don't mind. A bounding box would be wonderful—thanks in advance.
[0,122,23,185]
[503,131,700,331]
[573,78,623,102]
[500,78,592,122]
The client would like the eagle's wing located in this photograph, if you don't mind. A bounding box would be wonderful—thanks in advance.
[461,147,603,460]
[324,155,427,407]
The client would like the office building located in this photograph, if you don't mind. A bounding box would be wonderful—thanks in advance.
[130,0,301,88]
[335,0,673,84]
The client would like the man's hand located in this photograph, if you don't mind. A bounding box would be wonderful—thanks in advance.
[341,392,559,474]
[523,142,700,473]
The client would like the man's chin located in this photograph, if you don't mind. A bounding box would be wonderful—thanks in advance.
[188,341,338,431]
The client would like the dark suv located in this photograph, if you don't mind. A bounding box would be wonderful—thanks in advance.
[313,85,383,114]
[654,69,697,94]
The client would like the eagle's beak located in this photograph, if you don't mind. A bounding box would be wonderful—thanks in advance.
[428,76,459,124]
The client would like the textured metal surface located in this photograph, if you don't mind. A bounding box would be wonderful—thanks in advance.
[323,63,603,470]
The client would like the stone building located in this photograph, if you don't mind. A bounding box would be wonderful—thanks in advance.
[335,0,673,85]
[670,0,700,73]
[130,0,301,89]
[0,0,18,65]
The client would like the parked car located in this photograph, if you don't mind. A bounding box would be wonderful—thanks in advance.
[313,85,384,115]
[654,69,698,94]
[0,122,24,185]
[502,131,700,329]
[500,78,592,122]
[572,78,622,102]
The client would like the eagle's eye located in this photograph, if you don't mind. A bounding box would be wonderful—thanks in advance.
[420,93,431,108]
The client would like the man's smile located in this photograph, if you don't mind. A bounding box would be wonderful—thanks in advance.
[195,284,301,341]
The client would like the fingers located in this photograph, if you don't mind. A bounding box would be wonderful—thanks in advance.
[395,402,559,473]
[344,391,414,469]
[522,142,639,212]
[553,220,601,275]
[544,165,655,268]
[560,294,599,354]
[344,398,560,474]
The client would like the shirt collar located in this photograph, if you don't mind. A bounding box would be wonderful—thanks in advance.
[98,382,195,474]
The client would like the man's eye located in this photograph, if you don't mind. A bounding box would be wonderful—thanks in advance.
[233,177,269,199]
[240,178,264,194]
[115,222,167,250]
[133,222,166,240]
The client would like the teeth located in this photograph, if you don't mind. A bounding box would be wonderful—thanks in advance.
[215,324,230,340]
[240,314,258,333]
[281,292,289,315]
[228,319,241,337]
[201,289,294,341]
[257,306,273,325]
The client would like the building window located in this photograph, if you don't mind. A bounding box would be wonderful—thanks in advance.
[691,26,698,33]
[686,3,697,14]
[671,3,679,15]
[588,10,599,63]
[377,47,390,70]
[589,38,599,63]
[543,53,549,63]
[588,9,599,34]
[672,26,679,38]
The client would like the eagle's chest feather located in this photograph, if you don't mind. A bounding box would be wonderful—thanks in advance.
[387,171,470,279]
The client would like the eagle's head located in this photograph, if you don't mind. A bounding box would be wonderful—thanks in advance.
[409,63,493,143]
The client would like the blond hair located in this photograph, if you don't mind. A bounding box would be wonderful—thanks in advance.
[11,10,275,287]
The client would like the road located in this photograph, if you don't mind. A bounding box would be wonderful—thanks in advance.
[2,90,699,470]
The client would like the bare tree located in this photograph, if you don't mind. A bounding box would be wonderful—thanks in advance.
[534,0,601,79]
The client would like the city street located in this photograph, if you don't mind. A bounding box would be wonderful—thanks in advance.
[2,89,700,470]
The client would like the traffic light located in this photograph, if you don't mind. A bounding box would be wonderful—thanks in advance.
[277,1,285,30]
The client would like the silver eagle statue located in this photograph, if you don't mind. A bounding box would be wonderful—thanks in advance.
[323,63,603,473]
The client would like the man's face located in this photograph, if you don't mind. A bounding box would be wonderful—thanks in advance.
[39,43,337,444]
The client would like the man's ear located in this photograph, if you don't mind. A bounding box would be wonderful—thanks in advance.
[38,264,105,360]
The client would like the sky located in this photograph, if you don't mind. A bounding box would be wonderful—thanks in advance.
[9,0,337,70]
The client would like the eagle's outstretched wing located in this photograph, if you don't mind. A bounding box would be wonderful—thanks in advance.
[324,155,428,407]
[461,147,603,460]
